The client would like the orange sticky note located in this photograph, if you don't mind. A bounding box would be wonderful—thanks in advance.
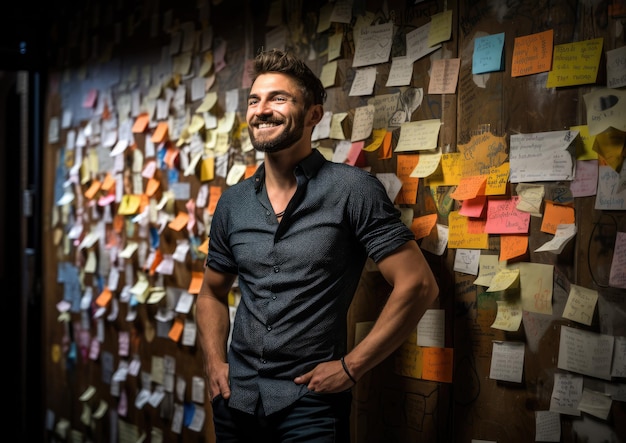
[145,178,161,197]
[500,234,528,261]
[151,121,169,143]
[95,287,112,307]
[149,249,163,275]
[244,164,258,179]
[188,271,204,294]
[101,173,116,192]
[541,201,575,234]
[84,180,101,200]
[132,113,150,133]
[164,146,179,169]
[422,347,453,383]
[448,211,489,249]
[207,186,222,215]
[459,195,487,218]
[410,213,438,240]
[511,30,554,77]
[168,212,189,232]
[168,318,184,342]
[450,175,487,200]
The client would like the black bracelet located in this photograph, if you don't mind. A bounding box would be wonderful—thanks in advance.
[340,356,357,385]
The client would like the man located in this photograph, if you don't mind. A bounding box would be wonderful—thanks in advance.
[197,48,439,442]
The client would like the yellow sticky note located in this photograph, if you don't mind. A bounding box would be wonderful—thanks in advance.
[118,195,141,215]
[448,211,489,249]
[546,38,603,88]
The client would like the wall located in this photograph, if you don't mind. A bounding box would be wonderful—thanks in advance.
[41,0,625,442]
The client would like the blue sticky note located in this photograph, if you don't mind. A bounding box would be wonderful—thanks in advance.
[472,32,505,74]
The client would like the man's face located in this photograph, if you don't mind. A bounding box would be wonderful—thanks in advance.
[246,73,306,153]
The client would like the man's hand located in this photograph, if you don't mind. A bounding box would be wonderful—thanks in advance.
[294,360,355,393]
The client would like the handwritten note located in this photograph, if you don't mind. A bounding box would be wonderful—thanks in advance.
[473,254,500,287]
[583,88,626,136]
[550,373,583,416]
[448,211,489,249]
[535,411,561,442]
[511,29,554,77]
[596,165,626,210]
[578,388,613,420]
[607,45,626,88]
[557,326,614,381]
[417,309,445,348]
[395,119,441,152]
[489,341,525,383]
[406,22,442,63]
[570,159,598,197]
[453,249,481,275]
[500,234,528,261]
[351,105,375,142]
[420,223,449,256]
[428,58,461,94]
[352,22,394,67]
[472,32,505,74]
[491,300,523,331]
[540,220,578,252]
[422,347,453,383]
[562,284,598,326]
[518,262,553,315]
[509,130,576,183]
[484,196,531,234]
[546,38,603,88]
[427,10,452,47]
[349,67,377,96]
[457,132,508,177]
[609,231,626,288]
[386,57,414,87]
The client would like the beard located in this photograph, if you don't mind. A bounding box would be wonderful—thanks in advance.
[249,112,305,153]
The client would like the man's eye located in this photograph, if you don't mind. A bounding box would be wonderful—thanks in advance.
[274,96,287,102]
[248,99,258,106]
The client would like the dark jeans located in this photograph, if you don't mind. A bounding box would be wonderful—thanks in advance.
[211,390,352,442]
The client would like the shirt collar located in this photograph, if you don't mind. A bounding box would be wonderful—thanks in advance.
[253,149,326,191]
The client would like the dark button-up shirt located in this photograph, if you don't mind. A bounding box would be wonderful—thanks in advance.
[206,149,415,415]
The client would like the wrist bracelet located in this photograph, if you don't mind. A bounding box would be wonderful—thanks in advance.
[340,356,357,385]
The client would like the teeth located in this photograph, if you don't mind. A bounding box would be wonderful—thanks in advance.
[258,123,276,128]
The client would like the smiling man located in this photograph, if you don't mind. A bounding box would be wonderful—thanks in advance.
[197,48,439,443]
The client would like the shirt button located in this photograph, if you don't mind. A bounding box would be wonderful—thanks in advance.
[261,359,266,364]
[273,266,279,273]
[267,325,272,331]
[272,296,277,300]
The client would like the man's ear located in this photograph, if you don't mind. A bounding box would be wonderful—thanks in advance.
[307,104,324,127]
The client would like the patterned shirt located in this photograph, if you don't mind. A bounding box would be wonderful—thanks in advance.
[206,149,415,415]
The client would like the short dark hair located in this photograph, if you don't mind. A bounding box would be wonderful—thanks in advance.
[251,48,327,108]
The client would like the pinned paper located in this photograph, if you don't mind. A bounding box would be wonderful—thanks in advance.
[511,29,553,77]
[546,38,603,88]
[540,202,575,235]
[473,255,500,287]
[490,341,525,383]
[472,32,505,74]
[500,234,528,261]
[535,223,577,254]
[486,267,519,292]
[609,231,626,289]
[562,284,598,326]
[485,196,531,234]
[395,119,441,152]
[448,211,489,249]
[491,300,523,331]
[409,148,442,178]
[583,88,626,136]
[518,262,553,314]
[510,130,576,183]
[410,214,437,240]
[450,175,487,201]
